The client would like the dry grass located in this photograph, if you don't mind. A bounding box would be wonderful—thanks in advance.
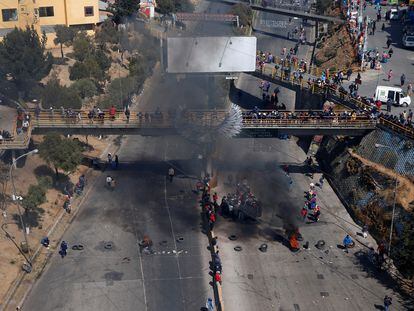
[315,25,358,72]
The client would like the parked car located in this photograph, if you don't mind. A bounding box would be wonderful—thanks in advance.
[375,86,411,107]
[402,33,414,47]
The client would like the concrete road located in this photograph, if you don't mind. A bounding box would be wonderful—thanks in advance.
[212,137,407,311]
[22,136,212,311]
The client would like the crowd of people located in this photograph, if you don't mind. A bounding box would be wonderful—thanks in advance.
[243,105,370,124]
[300,181,322,223]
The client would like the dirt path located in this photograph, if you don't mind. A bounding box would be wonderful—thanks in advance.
[349,149,414,211]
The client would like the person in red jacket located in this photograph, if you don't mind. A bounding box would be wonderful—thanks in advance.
[209,212,216,231]
[214,271,222,284]
[109,105,116,120]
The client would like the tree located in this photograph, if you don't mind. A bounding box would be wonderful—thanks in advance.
[173,0,194,13]
[69,58,104,81]
[42,76,82,109]
[95,20,121,47]
[70,78,97,99]
[72,32,94,62]
[0,27,52,98]
[100,76,139,109]
[94,50,111,73]
[22,184,46,213]
[39,133,82,178]
[393,218,414,278]
[109,0,141,24]
[156,0,175,14]
[128,55,147,77]
[54,25,76,59]
[230,4,252,27]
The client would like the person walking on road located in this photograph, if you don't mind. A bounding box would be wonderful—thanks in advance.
[400,74,406,87]
[343,235,353,253]
[387,98,393,112]
[60,241,68,258]
[383,295,392,311]
[362,224,369,238]
[168,167,175,183]
[107,153,112,164]
[386,38,392,49]
[106,175,113,188]
[407,83,413,96]
[387,69,393,81]
[300,207,308,222]
[388,47,393,58]
[346,68,352,81]
[114,155,119,168]
[372,21,376,35]
[381,22,385,31]
[319,175,324,188]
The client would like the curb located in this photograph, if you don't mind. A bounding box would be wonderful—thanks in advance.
[208,229,224,311]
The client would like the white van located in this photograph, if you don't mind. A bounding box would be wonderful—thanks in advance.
[390,8,399,20]
[375,86,411,107]
[402,34,414,47]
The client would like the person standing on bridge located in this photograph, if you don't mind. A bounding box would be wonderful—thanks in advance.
[124,107,130,123]
[109,105,116,121]
[34,105,41,120]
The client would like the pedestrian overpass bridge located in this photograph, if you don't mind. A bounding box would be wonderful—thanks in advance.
[1,110,376,149]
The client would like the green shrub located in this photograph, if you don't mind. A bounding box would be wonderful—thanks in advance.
[42,76,82,109]
[22,184,46,212]
[70,78,98,99]
[37,176,53,189]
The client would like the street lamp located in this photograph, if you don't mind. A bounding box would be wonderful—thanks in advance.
[374,143,398,257]
[8,149,39,267]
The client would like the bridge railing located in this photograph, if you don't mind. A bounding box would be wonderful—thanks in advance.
[254,64,414,140]
[29,109,231,129]
[242,117,377,128]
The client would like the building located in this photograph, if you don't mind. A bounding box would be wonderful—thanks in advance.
[0,0,100,47]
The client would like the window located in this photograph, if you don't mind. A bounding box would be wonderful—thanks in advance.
[388,91,395,100]
[84,6,94,17]
[39,6,54,17]
[2,9,18,22]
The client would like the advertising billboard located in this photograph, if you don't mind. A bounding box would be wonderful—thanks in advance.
[167,36,257,73]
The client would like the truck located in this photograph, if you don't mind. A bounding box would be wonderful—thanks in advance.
[375,86,411,107]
